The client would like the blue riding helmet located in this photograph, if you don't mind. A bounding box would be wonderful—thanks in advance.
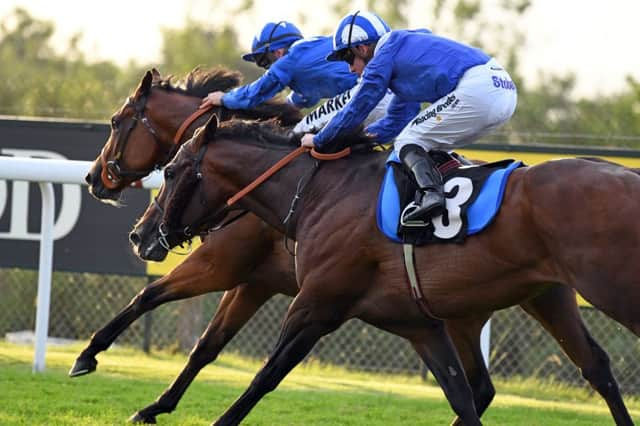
[242,21,303,63]
[326,11,390,61]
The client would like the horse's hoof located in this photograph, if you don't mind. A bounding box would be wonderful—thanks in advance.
[68,356,97,377]
[129,412,157,424]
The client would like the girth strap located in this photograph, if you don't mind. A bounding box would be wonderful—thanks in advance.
[402,243,442,321]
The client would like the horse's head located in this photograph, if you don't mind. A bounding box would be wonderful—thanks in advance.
[85,66,300,205]
[85,68,180,204]
[129,114,233,260]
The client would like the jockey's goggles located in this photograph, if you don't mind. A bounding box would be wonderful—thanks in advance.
[256,51,274,69]
[336,48,356,66]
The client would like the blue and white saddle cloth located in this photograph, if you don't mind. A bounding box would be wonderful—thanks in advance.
[377,152,522,244]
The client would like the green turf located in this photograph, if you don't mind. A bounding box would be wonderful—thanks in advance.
[0,341,637,425]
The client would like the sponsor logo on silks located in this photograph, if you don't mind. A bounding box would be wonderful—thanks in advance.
[304,90,352,125]
[492,76,516,90]
[411,94,459,126]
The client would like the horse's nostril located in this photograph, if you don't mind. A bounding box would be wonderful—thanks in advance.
[85,173,92,185]
[129,231,141,246]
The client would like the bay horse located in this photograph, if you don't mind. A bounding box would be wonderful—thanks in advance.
[77,70,630,424]
[140,115,640,425]
[84,67,302,202]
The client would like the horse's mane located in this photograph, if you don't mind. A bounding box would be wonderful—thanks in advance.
[230,101,303,127]
[154,67,303,126]
[154,67,243,97]
[215,119,380,153]
[216,120,296,149]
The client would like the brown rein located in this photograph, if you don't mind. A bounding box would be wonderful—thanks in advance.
[226,146,351,206]
[174,105,214,144]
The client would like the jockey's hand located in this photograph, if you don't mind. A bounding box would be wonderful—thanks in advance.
[200,91,225,108]
[301,133,316,149]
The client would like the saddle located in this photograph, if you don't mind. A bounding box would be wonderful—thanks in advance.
[377,151,522,246]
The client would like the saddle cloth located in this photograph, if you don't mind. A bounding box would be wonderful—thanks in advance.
[377,152,522,245]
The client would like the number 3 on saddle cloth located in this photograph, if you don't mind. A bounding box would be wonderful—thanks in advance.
[377,152,522,245]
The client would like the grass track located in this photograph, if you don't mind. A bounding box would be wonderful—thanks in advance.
[0,341,638,425]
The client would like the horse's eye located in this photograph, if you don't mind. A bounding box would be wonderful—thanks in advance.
[111,117,118,129]
[164,168,174,179]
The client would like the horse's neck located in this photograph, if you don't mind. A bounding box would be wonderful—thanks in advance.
[149,90,299,149]
[232,150,309,234]
[169,98,208,141]
[216,144,385,235]
[150,91,205,145]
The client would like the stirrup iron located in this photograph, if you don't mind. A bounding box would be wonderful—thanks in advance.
[401,202,431,227]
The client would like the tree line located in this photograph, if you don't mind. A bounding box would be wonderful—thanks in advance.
[1,4,639,148]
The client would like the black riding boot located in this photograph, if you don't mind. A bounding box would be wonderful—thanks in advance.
[450,151,474,166]
[399,144,445,221]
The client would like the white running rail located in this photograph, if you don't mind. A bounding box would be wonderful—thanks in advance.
[0,156,162,372]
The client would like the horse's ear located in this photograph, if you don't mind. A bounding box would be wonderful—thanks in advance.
[150,68,161,82]
[135,71,153,97]
[204,114,218,141]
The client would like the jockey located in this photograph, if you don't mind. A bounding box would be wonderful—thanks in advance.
[200,21,357,110]
[301,11,518,222]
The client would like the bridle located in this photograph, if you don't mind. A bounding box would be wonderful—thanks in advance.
[100,92,219,190]
[100,95,169,189]
[155,196,248,253]
[153,140,248,252]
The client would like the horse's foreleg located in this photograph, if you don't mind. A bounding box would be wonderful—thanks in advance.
[409,320,482,426]
[212,298,342,426]
[445,315,494,425]
[522,286,633,426]
[129,284,278,424]
[69,245,227,377]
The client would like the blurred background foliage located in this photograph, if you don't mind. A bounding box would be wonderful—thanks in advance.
[1,1,639,147]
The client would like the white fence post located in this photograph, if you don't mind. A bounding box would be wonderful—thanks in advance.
[33,182,55,372]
